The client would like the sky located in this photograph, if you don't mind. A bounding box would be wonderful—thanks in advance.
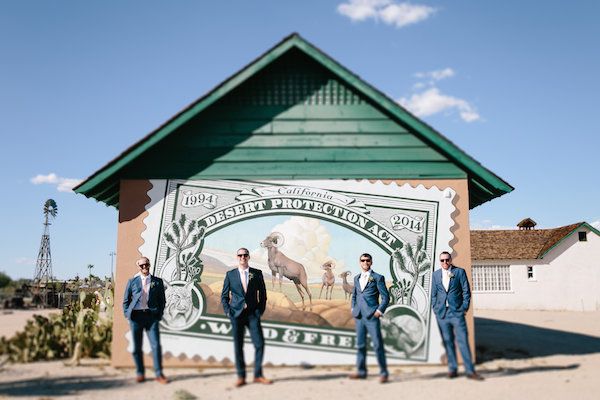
[1,0,599,280]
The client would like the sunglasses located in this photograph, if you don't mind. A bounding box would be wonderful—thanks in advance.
[237,254,250,258]
[360,259,372,262]
[138,263,150,268]
[440,259,451,263]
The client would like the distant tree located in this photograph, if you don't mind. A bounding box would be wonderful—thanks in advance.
[87,264,94,279]
[0,271,11,289]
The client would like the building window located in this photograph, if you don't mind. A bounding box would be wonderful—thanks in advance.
[579,231,587,242]
[472,265,511,292]
[527,265,535,281]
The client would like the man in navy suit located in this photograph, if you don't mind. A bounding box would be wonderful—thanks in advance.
[123,256,168,384]
[431,251,484,380]
[349,253,390,383]
[221,248,271,387]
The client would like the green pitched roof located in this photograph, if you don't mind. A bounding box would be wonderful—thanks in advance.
[74,33,513,209]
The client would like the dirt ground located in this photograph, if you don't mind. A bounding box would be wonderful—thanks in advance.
[1,309,599,400]
[0,309,59,339]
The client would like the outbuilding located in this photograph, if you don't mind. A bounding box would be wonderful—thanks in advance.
[471,220,600,311]
[75,34,512,367]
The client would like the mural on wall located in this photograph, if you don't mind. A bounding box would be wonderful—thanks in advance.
[134,179,456,365]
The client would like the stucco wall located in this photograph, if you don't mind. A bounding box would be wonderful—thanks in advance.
[474,226,600,311]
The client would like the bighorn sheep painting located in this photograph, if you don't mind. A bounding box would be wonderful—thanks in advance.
[319,261,335,300]
[260,232,313,309]
[339,271,354,301]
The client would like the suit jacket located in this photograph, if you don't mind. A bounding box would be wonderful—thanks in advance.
[221,267,267,319]
[123,274,166,320]
[430,266,471,319]
[351,270,389,319]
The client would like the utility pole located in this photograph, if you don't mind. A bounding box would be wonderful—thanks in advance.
[109,251,116,281]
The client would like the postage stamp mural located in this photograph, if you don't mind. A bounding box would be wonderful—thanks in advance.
[133,179,456,365]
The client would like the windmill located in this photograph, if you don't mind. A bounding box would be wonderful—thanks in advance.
[33,199,58,305]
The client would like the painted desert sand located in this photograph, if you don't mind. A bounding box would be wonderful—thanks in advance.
[1,309,599,400]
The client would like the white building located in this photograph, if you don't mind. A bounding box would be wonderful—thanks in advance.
[470,220,600,311]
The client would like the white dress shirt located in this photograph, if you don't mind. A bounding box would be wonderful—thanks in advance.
[442,267,453,307]
[442,267,453,292]
[360,270,371,291]
[133,272,151,310]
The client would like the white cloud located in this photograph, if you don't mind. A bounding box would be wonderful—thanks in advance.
[31,173,82,192]
[414,67,455,81]
[251,216,345,283]
[337,0,436,28]
[591,220,600,229]
[399,87,481,122]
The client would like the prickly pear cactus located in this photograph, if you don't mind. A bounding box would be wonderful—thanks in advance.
[0,288,113,363]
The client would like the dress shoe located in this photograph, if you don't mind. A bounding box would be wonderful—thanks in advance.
[235,377,246,387]
[379,375,389,384]
[155,375,169,384]
[135,375,145,383]
[447,371,458,379]
[348,373,366,380]
[253,376,273,384]
[466,373,484,381]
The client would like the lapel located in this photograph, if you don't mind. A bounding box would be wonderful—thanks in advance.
[246,268,254,291]
[130,275,143,304]
[447,267,456,292]
[147,275,155,299]
[435,269,444,291]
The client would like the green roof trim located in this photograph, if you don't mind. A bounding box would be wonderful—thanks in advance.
[74,33,513,208]
[540,222,600,258]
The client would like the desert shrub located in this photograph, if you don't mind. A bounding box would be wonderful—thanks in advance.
[0,287,113,362]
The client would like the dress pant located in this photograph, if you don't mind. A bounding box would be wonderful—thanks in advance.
[437,313,474,374]
[129,310,163,377]
[355,316,388,377]
[230,309,265,379]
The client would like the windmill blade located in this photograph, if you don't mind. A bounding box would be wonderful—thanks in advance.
[43,199,58,218]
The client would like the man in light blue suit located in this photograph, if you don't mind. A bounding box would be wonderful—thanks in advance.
[123,256,168,384]
[431,251,484,380]
[349,253,390,383]
[221,248,271,387]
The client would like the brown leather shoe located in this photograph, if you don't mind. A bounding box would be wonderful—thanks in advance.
[155,375,169,384]
[253,376,273,384]
[379,375,389,384]
[135,375,145,383]
[448,371,458,379]
[235,377,246,387]
[466,373,484,381]
[348,373,366,380]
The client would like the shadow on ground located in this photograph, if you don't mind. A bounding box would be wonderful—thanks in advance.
[388,363,580,382]
[0,375,129,397]
[475,317,600,362]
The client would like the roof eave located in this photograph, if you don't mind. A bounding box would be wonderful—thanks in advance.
[75,33,513,209]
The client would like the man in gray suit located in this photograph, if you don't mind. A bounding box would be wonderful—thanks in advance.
[431,251,484,380]
[349,253,390,383]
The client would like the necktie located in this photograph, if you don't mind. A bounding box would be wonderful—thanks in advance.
[141,276,149,308]
[242,269,248,292]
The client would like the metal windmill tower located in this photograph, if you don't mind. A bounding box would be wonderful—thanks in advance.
[34,199,58,287]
